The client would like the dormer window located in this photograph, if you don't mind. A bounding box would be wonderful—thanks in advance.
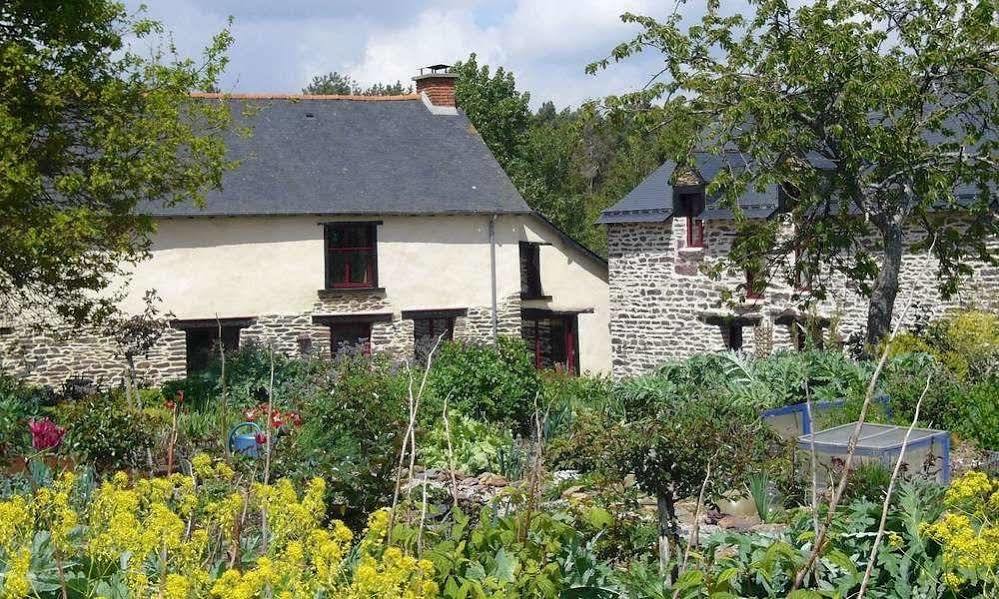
[675,190,706,248]
[325,222,378,289]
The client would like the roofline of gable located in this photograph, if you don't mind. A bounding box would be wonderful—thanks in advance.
[188,92,421,102]
[148,209,534,219]
[526,211,609,274]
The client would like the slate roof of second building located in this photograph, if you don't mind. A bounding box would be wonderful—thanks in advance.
[597,152,781,224]
[142,94,531,217]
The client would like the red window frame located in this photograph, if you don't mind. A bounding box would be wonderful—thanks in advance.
[686,216,705,248]
[325,223,378,289]
[528,316,578,375]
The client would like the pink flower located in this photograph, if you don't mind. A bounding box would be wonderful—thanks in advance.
[29,418,65,450]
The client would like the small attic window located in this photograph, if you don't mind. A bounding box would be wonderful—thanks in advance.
[675,190,706,248]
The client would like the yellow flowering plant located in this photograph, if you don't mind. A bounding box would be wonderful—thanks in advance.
[921,471,999,594]
[0,456,438,599]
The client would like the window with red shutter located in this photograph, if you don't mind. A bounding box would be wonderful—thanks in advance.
[325,223,378,289]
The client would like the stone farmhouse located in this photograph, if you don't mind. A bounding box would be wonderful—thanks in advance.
[0,66,610,386]
[599,152,998,378]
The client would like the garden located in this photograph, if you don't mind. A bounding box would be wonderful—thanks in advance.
[1,309,997,598]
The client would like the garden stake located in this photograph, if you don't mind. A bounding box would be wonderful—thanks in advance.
[857,373,932,599]
[261,342,276,554]
[388,333,443,543]
[218,315,230,460]
[791,288,916,590]
[442,394,459,510]
[804,381,821,586]
[676,457,714,593]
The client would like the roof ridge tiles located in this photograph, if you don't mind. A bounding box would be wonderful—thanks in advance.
[188,92,421,101]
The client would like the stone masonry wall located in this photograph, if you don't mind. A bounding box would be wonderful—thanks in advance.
[608,217,998,379]
[1,291,523,388]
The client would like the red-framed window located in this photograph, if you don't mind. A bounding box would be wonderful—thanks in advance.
[330,322,372,358]
[686,216,705,248]
[325,223,378,289]
[525,315,578,375]
[745,269,765,300]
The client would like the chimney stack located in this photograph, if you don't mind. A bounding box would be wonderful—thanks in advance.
[413,64,458,108]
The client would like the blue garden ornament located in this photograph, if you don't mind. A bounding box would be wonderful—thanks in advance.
[229,422,262,458]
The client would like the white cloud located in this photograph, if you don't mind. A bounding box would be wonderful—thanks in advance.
[126,0,745,108]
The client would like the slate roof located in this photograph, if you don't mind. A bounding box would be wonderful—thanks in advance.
[597,152,781,224]
[599,146,996,225]
[142,94,531,217]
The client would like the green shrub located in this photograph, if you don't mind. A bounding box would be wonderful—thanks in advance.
[420,413,514,475]
[0,375,47,457]
[427,337,540,427]
[162,343,315,411]
[55,391,156,471]
[843,461,893,502]
[275,353,409,526]
[951,381,999,450]
[880,352,963,429]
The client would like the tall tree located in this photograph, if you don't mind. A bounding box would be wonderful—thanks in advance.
[0,1,235,325]
[591,0,998,344]
[453,54,663,254]
[303,71,411,96]
[452,54,533,168]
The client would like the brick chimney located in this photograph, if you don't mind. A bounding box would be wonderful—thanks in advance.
[413,64,458,108]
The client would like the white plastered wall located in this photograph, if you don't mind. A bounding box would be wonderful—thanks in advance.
[119,213,610,374]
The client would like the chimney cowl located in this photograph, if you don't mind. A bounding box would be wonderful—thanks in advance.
[413,64,458,109]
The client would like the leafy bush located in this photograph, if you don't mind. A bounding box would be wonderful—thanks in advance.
[162,343,315,411]
[427,337,540,428]
[890,309,999,382]
[843,461,892,502]
[54,391,156,471]
[950,380,999,450]
[420,413,514,475]
[276,353,409,525]
[0,375,47,457]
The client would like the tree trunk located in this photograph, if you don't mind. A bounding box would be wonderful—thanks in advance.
[657,490,679,584]
[866,223,904,347]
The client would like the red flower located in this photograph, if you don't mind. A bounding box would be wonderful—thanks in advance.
[29,418,65,450]
[244,408,258,421]
[254,432,268,446]
[288,411,303,427]
[175,390,185,404]
[270,411,284,429]
[165,400,176,410]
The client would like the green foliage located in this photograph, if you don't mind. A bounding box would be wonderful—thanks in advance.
[452,54,664,254]
[0,1,236,324]
[276,353,409,525]
[592,0,998,344]
[746,472,775,523]
[951,381,999,451]
[604,367,778,507]
[163,343,315,410]
[412,506,611,598]
[0,375,47,457]
[427,337,541,428]
[302,71,411,95]
[420,413,514,475]
[844,462,893,502]
[54,392,155,471]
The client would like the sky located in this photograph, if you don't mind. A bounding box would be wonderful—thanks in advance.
[122,0,725,110]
